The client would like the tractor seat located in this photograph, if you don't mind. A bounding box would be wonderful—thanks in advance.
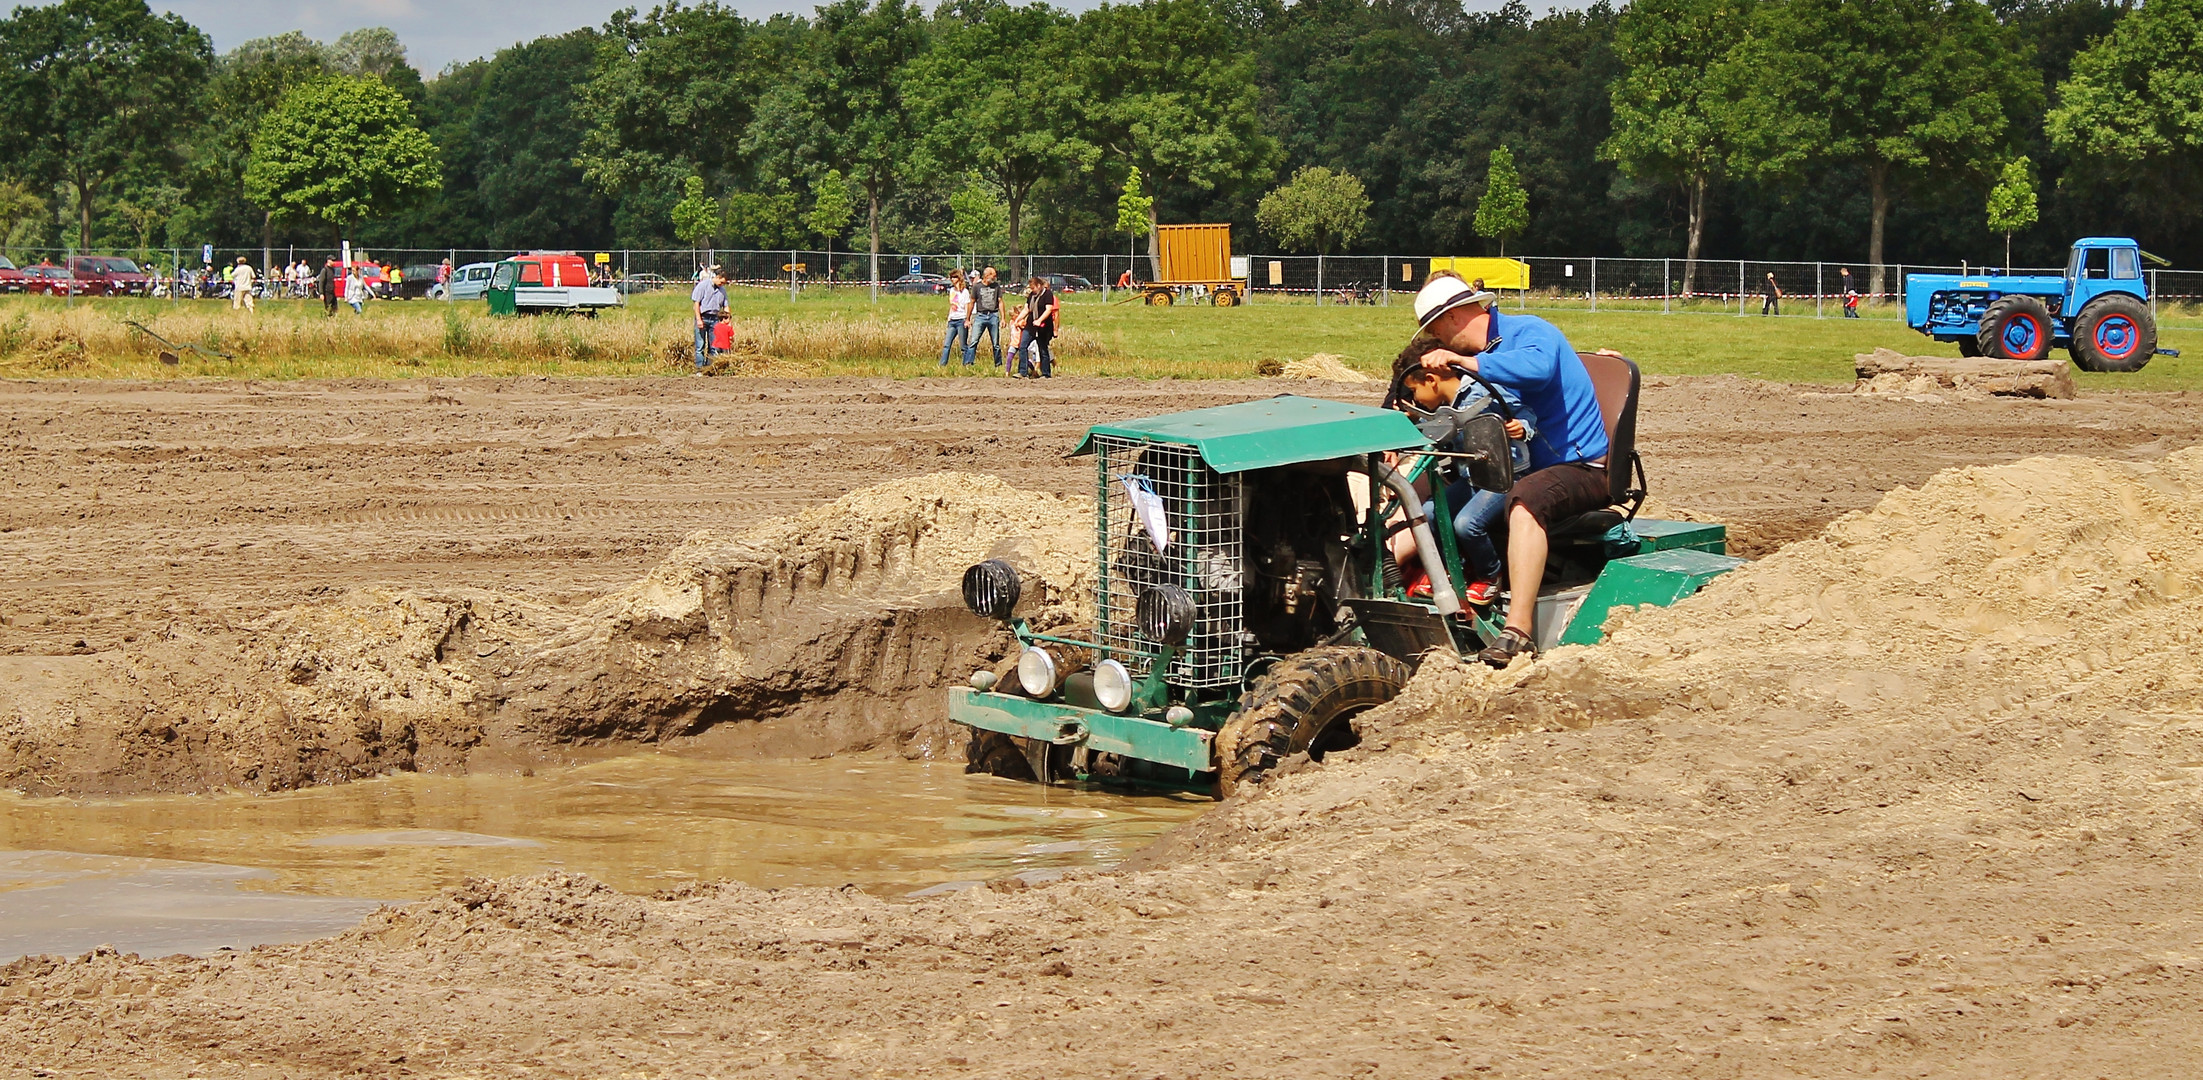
[1547,350,1646,540]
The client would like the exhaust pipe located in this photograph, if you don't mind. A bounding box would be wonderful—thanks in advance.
[1371,460,1462,616]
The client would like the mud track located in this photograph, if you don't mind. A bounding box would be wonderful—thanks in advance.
[4,375,2200,797]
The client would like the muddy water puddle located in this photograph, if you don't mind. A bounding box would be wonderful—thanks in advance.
[0,754,1206,961]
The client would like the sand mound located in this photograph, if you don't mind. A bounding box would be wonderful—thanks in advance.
[1276,353,1376,382]
[0,473,1090,795]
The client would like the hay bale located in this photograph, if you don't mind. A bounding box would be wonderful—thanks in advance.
[1853,347,2074,400]
[1278,353,1375,383]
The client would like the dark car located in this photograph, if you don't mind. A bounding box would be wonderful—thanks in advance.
[0,255,24,294]
[65,255,153,297]
[884,272,949,295]
[1038,273,1093,294]
[23,264,89,296]
[394,264,443,300]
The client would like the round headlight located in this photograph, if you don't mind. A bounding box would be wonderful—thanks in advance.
[962,559,1021,621]
[1093,659,1133,713]
[1137,584,1197,645]
[1016,647,1060,697]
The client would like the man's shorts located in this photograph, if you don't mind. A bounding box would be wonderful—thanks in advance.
[1507,461,1611,531]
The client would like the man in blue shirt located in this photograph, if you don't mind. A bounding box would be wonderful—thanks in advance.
[691,266,727,374]
[1410,274,1611,667]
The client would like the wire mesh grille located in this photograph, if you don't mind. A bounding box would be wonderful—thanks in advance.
[1093,435,1244,689]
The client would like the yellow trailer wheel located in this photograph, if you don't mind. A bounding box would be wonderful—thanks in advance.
[1144,288,1175,306]
[1211,287,1238,307]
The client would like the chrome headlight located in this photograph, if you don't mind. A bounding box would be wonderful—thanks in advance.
[1093,659,1133,713]
[1016,647,1060,697]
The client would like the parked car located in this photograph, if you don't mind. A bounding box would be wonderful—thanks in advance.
[430,262,497,301]
[22,264,89,296]
[65,255,153,296]
[1038,273,1093,294]
[612,272,673,295]
[391,264,443,300]
[884,273,950,295]
[0,255,25,294]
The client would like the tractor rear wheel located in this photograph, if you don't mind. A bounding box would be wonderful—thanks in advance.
[1213,646,1411,798]
[2070,293,2154,373]
[1956,335,1982,357]
[1977,295,2055,361]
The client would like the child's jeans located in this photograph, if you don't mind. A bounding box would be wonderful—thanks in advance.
[1436,479,1509,583]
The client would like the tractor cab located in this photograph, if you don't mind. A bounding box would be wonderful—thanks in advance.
[947,379,1742,797]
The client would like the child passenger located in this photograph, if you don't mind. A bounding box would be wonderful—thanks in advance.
[1389,336,1538,604]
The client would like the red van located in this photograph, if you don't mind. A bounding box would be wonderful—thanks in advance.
[66,255,153,296]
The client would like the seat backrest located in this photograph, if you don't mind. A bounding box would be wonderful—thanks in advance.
[1575,351,1639,505]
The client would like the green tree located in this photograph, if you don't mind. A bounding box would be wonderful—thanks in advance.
[1113,166,1152,274]
[724,184,803,249]
[0,0,212,249]
[242,76,442,245]
[671,175,718,248]
[1730,0,2039,294]
[1984,156,2038,269]
[807,0,930,299]
[329,27,426,106]
[807,169,855,278]
[906,2,1094,262]
[1256,166,1371,254]
[1601,0,1755,292]
[1072,0,1276,277]
[466,30,614,250]
[176,33,332,260]
[2046,0,2203,228]
[947,175,1009,256]
[0,179,48,248]
[1474,146,1529,256]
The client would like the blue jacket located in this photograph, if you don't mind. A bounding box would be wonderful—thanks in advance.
[1474,312,1609,469]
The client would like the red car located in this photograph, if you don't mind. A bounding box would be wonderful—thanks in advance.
[22,264,89,296]
[0,255,24,294]
[66,255,152,297]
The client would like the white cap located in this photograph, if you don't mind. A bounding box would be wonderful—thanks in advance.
[1414,277,1498,329]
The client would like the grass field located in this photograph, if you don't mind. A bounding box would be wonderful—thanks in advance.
[3,289,2198,390]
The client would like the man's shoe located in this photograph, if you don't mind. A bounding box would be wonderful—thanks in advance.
[1464,579,1499,606]
[1477,627,1536,668]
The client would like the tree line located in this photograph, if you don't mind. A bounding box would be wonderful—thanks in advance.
[0,0,2193,272]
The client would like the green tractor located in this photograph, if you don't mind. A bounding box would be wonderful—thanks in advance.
[949,356,1742,796]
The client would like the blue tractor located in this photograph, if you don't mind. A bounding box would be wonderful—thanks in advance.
[1904,237,2174,373]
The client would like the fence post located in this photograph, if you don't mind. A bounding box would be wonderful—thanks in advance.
[1102,254,1109,302]
[1381,256,1389,306]
[1589,257,1597,313]
[2151,269,2158,317]
[1738,260,1745,316]
[170,248,177,305]
[1897,264,1904,311]
[1816,262,1823,318]
[1663,258,1670,314]
[790,249,798,301]
[1316,253,1324,307]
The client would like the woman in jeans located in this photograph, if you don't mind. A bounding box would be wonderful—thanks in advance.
[938,269,974,367]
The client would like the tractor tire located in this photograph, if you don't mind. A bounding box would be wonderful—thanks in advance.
[1956,335,1982,357]
[2070,293,2155,373]
[1213,646,1411,799]
[966,729,1035,779]
[1977,295,2054,361]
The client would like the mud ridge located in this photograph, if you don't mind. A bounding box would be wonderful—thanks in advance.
[0,473,1090,796]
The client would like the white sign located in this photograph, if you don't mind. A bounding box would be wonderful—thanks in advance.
[1118,475,1170,554]
[1230,256,1249,280]
[341,241,352,270]
[908,256,922,275]
[200,244,213,264]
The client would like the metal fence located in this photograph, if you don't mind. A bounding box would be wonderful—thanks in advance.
[10,244,2203,328]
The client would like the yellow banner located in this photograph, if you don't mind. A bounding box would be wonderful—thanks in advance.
[1425,257,1530,290]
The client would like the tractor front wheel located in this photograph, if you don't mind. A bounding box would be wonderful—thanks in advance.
[1977,295,2055,361]
[2071,293,2154,373]
[1213,646,1411,799]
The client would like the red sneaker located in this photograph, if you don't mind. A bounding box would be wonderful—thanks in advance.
[1464,579,1499,605]
[1403,567,1432,599]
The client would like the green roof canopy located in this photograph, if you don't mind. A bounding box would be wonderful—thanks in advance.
[1071,394,1428,474]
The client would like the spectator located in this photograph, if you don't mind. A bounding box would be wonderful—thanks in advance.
[344,265,368,314]
[692,266,728,374]
[388,263,404,297]
[939,269,974,367]
[1021,274,1059,378]
[1840,267,1860,318]
[969,266,1005,369]
[437,258,453,297]
[317,260,339,315]
[229,257,256,312]
[1116,267,1132,289]
[1761,271,1782,316]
